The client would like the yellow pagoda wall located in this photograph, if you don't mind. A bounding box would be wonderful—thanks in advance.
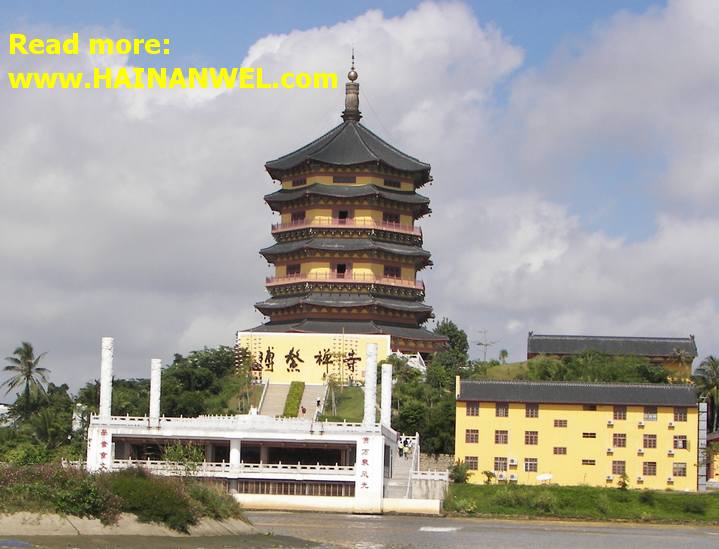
[238,331,391,385]
[274,260,416,280]
[281,173,414,191]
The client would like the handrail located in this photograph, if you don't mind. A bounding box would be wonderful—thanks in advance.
[266,272,424,290]
[271,218,422,237]
[258,380,269,413]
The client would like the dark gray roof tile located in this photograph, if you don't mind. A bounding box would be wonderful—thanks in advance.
[260,238,430,258]
[527,334,697,358]
[458,380,697,406]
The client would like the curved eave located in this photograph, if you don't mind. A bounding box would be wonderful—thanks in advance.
[264,120,431,184]
[259,238,431,261]
[264,183,430,210]
[255,293,433,314]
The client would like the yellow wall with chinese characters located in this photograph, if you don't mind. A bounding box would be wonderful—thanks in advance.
[237,331,391,385]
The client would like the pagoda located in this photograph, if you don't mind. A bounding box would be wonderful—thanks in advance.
[250,59,447,356]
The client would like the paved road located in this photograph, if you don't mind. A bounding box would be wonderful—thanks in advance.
[247,511,719,548]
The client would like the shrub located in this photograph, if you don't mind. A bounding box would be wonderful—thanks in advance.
[683,499,707,515]
[449,460,472,483]
[186,481,243,520]
[638,491,655,506]
[530,491,558,513]
[4,444,51,466]
[282,381,305,417]
[102,468,198,532]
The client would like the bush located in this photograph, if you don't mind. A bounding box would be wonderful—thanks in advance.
[102,468,198,532]
[4,444,51,466]
[282,381,305,417]
[186,481,243,520]
[449,460,472,483]
[639,491,655,506]
[683,500,707,515]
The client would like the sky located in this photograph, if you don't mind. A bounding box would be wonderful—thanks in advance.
[1,0,718,393]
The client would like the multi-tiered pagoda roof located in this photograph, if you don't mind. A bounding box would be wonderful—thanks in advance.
[248,60,447,355]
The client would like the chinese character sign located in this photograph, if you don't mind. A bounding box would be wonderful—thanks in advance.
[237,332,390,384]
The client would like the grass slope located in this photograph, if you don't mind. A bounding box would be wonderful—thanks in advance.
[320,386,364,422]
[482,362,528,380]
[446,484,719,524]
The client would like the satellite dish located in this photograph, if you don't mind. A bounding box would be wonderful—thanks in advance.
[536,473,553,482]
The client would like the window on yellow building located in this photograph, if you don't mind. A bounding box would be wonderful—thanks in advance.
[333,175,356,183]
[673,435,688,449]
[383,265,401,279]
[466,401,479,416]
[525,431,538,445]
[291,210,306,222]
[286,264,301,276]
[613,405,627,420]
[673,462,687,477]
[382,212,400,224]
[291,178,306,187]
[465,456,478,470]
[583,404,597,411]
[525,404,539,418]
[553,447,567,455]
[384,178,401,189]
[581,459,596,465]
[643,461,657,476]
[496,403,509,417]
[494,457,508,471]
[674,407,688,422]
[643,434,657,449]
[465,429,479,443]
[644,406,658,421]
[612,460,626,475]
[553,419,567,428]
[524,458,538,472]
[495,430,508,444]
[613,433,627,447]
[582,432,596,439]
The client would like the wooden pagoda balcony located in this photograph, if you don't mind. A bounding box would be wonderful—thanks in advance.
[271,218,422,236]
[265,272,425,291]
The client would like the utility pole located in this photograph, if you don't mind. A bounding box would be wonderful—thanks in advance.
[476,329,498,363]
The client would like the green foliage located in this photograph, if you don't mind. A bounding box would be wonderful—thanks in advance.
[694,356,719,432]
[283,381,305,417]
[0,464,120,524]
[4,443,51,465]
[482,470,496,485]
[618,472,630,491]
[103,468,197,532]
[449,460,472,483]
[319,386,364,422]
[445,484,719,523]
[522,351,669,384]
[162,442,205,477]
[186,481,243,520]
[2,342,50,418]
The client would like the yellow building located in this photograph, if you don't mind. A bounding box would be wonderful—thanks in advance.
[455,379,705,491]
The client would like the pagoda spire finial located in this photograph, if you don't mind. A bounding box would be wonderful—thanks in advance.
[342,49,361,122]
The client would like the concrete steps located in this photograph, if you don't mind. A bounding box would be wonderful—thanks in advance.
[385,437,416,498]
[298,384,326,419]
[259,383,290,417]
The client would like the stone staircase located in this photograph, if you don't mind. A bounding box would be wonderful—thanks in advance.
[384,436,417,498]
[259,383,290,417]
[299,384,326,418]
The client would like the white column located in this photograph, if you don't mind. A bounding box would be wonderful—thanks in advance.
[230,439,241,466]
[380,362,392,429]
[99,337,113,420]
[363,343,378,427]
[149,358,162,422]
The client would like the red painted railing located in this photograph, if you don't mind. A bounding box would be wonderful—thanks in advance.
[265,272,425,291]
[271,218,422,236]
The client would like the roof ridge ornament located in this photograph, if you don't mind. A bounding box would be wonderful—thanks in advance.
[342,49,362,122]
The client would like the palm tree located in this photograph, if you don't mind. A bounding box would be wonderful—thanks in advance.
[499,349,509,364]
[693,356,719,432]
[2,342,50,417]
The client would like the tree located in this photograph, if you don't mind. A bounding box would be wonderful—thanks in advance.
[499,349,509,364]
[694,356,719,432]
[2,342,50,417]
